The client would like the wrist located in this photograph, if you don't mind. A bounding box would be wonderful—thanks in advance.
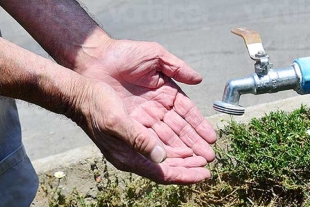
[0,37,92,120]
[68,31,115,74]
[61,75,93,125]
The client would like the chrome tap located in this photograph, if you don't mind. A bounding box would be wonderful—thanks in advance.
[213,28,310,116]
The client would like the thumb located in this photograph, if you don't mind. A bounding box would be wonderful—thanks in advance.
[116,118,167,163]
[158,46,203,84]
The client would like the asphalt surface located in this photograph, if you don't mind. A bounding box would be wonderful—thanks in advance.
[1,0,309,161]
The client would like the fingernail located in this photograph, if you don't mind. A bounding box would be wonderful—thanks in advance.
[150,146,166,163]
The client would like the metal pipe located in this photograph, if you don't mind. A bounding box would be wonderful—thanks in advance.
[213,65,301,116]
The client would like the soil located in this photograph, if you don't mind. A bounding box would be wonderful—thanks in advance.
[31,157,127,206]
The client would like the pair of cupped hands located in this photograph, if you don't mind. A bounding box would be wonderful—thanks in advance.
[74,38,216,184]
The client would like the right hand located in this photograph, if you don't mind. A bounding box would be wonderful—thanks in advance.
[77,39,217,163]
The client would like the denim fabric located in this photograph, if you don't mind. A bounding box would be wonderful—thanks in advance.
[0,98,39,206]
[0,145,38,207]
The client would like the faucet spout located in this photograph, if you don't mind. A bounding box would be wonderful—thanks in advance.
[222,76,256,105]
[213,66,301,116]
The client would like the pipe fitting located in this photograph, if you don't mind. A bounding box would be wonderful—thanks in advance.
[213,65,301,116]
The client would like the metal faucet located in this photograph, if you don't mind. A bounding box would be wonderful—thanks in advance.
[213,28,310,116]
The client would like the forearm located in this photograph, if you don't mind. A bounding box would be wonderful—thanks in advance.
[0,0,111,72]
[0,37,88,119]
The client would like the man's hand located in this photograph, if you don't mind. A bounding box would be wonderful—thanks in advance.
[78,39,217,163]
[72,40,217,183]
[78,81,212,184]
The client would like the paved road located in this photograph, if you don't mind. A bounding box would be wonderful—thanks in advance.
[1,0,309,160]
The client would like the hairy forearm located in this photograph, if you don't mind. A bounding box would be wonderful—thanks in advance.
[0,37,88,118]
[0,0,111,72]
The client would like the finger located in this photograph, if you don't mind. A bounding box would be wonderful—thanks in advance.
[154,164,212,184]
[147,128,193,158]
[165,146,193,158]
[152,121,188,147]
[158,46,203,85]
[173,92,217,144]
[125,155,212,184]
[116,117,167,163]
[163,110,215,162]
[100,137,210,184]
[131,105,197,158]
[163,156,207,167]
[130,101,188,148]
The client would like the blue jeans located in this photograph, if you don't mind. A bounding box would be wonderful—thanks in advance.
[0,97,38,207]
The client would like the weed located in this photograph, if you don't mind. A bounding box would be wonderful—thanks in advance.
[209,105,310,206]
[44,105,310,207]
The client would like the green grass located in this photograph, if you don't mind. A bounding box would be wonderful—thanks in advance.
[210,105,310,206]
[45,105,310,207]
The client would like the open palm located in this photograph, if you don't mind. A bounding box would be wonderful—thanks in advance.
[80,40,216,183]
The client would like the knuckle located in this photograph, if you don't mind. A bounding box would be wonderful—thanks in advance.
[132,131,148,152]
[150,41,163,49]
[148,42,165,57]
[180,125,196,142]
[102,113,123,132]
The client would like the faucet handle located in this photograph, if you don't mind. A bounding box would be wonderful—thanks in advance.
[231,27,266,61]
